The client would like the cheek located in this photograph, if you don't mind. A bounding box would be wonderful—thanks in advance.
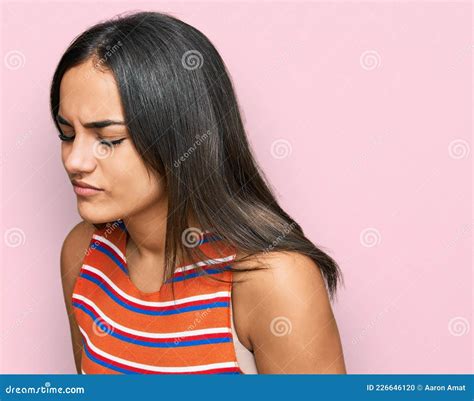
[113,177,165,218]
[133,174,164,200]
[108,162,165,205]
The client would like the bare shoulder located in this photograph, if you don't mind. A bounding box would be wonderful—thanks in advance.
[231,250,345,373]
[232,250,326,288]
[60,220,96,291]
[232,250,329,317]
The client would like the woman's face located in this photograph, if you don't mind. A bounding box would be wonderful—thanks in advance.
[57,58,166,224]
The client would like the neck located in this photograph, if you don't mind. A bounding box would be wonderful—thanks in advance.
[121,199,203,268]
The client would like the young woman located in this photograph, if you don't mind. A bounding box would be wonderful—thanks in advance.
[51,10,346,374]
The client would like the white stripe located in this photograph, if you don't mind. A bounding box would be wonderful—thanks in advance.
[81,368,86,374]
[92,234,126,263]
[174,253,236,273]
[81,264,230,307]
[73,293,231,339]
[79,326,239,373]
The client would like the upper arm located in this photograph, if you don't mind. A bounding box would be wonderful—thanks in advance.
[233,251,346,374]
[60,220,96,374]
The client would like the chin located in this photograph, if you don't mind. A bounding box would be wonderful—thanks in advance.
[76,205,118,226]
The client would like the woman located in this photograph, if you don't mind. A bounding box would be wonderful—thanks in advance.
[51,10,346,374]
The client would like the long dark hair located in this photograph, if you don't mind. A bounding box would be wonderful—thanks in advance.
[50,10,344,301]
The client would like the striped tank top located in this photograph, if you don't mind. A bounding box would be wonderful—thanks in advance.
[72,219,255,374]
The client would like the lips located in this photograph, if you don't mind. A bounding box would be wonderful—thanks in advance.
[72,185,103,197]
[71,180,102,190]
[71,180,104,197]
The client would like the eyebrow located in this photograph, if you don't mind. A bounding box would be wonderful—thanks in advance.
[56,114,126,129]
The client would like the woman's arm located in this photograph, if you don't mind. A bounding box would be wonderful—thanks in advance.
[234,251,346,374]
[60,221,96,374]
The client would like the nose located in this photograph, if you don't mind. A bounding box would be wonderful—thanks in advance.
[63,132,98,175]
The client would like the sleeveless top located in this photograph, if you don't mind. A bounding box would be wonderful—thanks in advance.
[71,219,257,374]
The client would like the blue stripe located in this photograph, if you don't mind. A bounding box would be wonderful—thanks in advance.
[93,244,128,274]
[79,272,229,315]
[199,234,221,244]
[73,302,232,348]
[111,331,232,348]
[115,219,127,232]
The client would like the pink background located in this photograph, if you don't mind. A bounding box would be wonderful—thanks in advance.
[0,1,472,373]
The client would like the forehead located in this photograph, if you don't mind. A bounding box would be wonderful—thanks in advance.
[59,58,124,119]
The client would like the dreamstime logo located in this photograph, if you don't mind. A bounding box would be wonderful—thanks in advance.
[174,308,211,345]
[349,131,391,173]
[359,227,381,248]
[181,227,204,248]
[181,50,204,70]
[4,50,25,70]
[0,297,36,343]
[84,240,99,259]
[173,130,211,168]
[103,220,121,239]
[270,316,292,337]
[4,381,85,395]
[84,221,120,259]
[359,50,381,71]
[93,317,114,337]
[270,139,292,159]
[351,304,393,346]
[443,222,472,250]
[83,41,124,80]
[448,139,470,160]
[448,316,470,337]
[92,140,115,159]
[263,222,297,253]
[449,43,474,70]
[94,41,123,69]
[4,227,26,248]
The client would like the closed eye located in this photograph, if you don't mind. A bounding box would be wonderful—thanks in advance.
[58,133,74,142]
[57,133,126,147]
